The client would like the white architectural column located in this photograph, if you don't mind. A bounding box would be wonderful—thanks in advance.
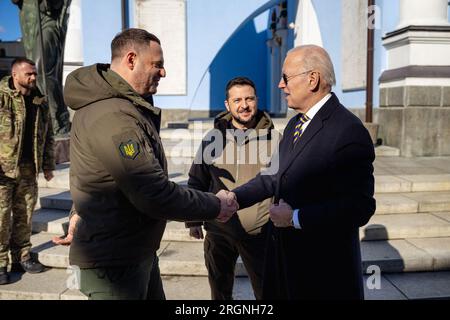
[398,0,449,29]
[382,0,450,80]
[63,0,84,86]
[378,0,450,157]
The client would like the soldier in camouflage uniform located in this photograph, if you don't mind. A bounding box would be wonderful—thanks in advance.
[0,58,55,285]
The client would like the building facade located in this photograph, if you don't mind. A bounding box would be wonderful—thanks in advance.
[1,0,450,156]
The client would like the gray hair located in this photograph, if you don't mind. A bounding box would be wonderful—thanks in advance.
[288,45,336,89]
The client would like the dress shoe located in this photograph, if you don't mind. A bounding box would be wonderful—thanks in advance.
[16,259,45,274]
[0,267,10,285]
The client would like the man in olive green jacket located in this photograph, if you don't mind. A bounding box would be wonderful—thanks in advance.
[63,28,237,300]
[0,58,55,285]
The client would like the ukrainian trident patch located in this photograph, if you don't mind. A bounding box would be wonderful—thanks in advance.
[119,140,140,159]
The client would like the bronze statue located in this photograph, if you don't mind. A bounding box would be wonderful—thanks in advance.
[12,0,72,137]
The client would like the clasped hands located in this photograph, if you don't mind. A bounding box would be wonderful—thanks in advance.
[215,189,238,223]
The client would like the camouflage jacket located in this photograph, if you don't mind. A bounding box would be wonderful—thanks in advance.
[0,76,55,178]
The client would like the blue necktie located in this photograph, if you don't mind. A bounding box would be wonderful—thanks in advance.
[293,113,310,144]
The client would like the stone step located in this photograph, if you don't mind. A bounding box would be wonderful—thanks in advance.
[361,237,450,273]
[32,208,69,234]
[170,174,450,194]
[375,174,450,193]
[32,210,450,244]
[36,171,450,197]
[375,156,450,175]
[31,213,201,243]
[161,276,254,300]
[39,189,72,211]
[38,187,450,217]
[0,268,86,300]
[360,213,450,241]
[30,233,70,269]
[1,268,449,300]
[37,166,70,189]
[163,221,202,242]
[30,233,450,275]
[164,272,450,300]
[365,271,450,300]
[374,191,450,215]
[375,146,400,157]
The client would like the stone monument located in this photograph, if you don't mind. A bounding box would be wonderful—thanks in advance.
[12,0,72,138]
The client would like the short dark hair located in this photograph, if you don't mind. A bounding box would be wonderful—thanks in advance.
[111,28,161,61]
[225,77,257,100]
[11,57,35,69]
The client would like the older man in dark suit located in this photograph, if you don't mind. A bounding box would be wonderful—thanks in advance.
[229,45,376,299]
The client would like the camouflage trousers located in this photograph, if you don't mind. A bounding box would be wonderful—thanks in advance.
[0,163,38,268]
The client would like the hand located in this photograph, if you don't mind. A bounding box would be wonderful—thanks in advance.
[269,199,293,228]
[215,190,238,223]
[44,170,54,181]
[52,213,80,246]
[189,226,204,239]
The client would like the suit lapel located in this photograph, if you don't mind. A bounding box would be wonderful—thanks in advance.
[277,94,339,178]
[279,117,323,177]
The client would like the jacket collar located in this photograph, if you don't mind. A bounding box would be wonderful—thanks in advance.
[101,66,161,117]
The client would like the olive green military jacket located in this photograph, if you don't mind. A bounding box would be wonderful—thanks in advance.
[0,76,55,178]
[64,64,220,268]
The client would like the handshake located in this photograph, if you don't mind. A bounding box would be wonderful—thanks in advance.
[215,190,238,223]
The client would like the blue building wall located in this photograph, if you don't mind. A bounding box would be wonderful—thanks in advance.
[0,2,20,41]
[2,0,448,112]
[128,0,272,111]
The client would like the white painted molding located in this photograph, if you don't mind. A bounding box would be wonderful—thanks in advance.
[380,77,450,88]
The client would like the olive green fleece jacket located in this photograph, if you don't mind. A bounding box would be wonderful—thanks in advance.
[187,110,279,239]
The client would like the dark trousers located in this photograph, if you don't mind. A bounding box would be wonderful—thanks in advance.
[203,226,267,300]
[80,253,165,300]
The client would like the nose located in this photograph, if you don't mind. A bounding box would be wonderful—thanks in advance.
[278,77,285,89]
[160,67,166,78]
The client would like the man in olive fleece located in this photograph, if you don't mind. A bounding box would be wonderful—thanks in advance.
[187,77,278,299]
[63,28,237,300]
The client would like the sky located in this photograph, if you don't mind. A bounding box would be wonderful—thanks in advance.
[0,1,21,41]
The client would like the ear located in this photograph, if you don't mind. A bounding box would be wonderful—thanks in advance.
[308,71,320,91]
[124,51,137,71]
[224,100,231,112]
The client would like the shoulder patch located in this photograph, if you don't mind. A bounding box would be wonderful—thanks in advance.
[119,140,141,159]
